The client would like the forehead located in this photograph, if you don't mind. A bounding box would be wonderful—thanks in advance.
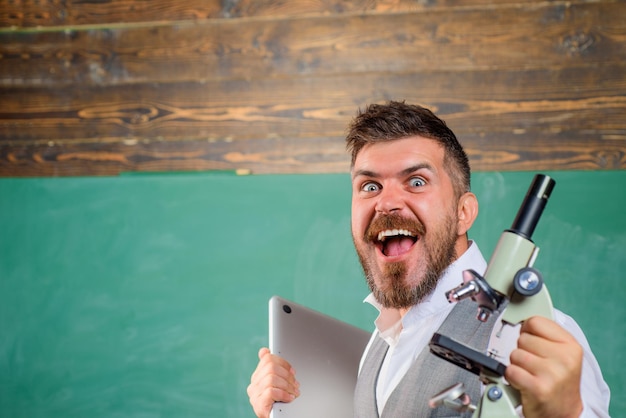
[352,136,445,176]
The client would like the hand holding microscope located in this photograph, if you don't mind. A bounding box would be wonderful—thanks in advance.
[428,174,556,417]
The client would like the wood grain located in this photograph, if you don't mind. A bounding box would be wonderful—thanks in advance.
[2,128,623,177]
[0,0,624,176]
[2,2,624,87]
[2,66,624,140]
[2,0,601,28]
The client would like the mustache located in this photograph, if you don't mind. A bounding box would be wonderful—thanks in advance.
[364,213,426,242]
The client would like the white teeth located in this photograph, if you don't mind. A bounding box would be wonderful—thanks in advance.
[377,229,415,242]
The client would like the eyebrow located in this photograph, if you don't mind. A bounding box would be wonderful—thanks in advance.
[400,162,435,177]
[352,162,435,180]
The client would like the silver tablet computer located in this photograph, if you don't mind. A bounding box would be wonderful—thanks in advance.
[269,295,371,418]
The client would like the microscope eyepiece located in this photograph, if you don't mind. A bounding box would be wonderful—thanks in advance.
[509,174,555,240]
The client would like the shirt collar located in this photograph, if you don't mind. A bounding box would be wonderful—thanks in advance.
[364,241,487,340]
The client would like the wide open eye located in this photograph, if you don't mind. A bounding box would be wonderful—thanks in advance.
[361,181,380,193]
[409,177,426,188]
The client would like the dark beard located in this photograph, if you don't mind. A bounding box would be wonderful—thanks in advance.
[356,213,458,309]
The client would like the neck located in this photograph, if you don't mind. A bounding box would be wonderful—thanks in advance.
[398,307,410,318]
[454,235,470,260]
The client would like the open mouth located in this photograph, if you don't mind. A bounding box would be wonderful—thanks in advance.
[376,229,418,257]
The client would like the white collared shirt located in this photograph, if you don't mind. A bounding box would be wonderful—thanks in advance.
[360,241,610,417]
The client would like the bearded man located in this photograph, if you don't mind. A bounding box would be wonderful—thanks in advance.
[247,101,610,418]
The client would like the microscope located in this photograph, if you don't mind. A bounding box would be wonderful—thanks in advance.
[428,174,556,417]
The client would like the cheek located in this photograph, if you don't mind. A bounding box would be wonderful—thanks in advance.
[351,202,367,235]
[413,200,450,225]
[351,219,364,242]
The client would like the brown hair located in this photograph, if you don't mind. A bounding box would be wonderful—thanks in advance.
[346,101,471,198]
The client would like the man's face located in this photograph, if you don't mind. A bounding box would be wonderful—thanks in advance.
[350,136,463,309]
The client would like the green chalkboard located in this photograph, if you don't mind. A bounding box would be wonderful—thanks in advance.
[0,171,624,417]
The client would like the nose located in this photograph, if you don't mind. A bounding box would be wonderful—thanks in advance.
[375,184,405,214]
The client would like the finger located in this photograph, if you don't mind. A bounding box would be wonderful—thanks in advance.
[258,348,297,376]
[251,350,298,390]
[506,345,583,417]
[517,320,583,373]
[258,347,271,359]
[248,348,300,415]
[508,346,544,378]
[505,360,537,392]
[510,342,580,381]
[506,347,560,401]
[506,319,584,418]
[516,330,558,359]
[247,355,300,418]
[255,373,300,402]
[521,316,576,344]
[250,361,300,397]
[248,379,298,417]
[507,336,582,397]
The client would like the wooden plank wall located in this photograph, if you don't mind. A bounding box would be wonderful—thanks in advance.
[1,0,625,177]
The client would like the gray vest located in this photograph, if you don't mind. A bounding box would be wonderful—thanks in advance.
[353,299,497,417]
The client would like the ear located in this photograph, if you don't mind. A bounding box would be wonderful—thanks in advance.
[457,192,478,236]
